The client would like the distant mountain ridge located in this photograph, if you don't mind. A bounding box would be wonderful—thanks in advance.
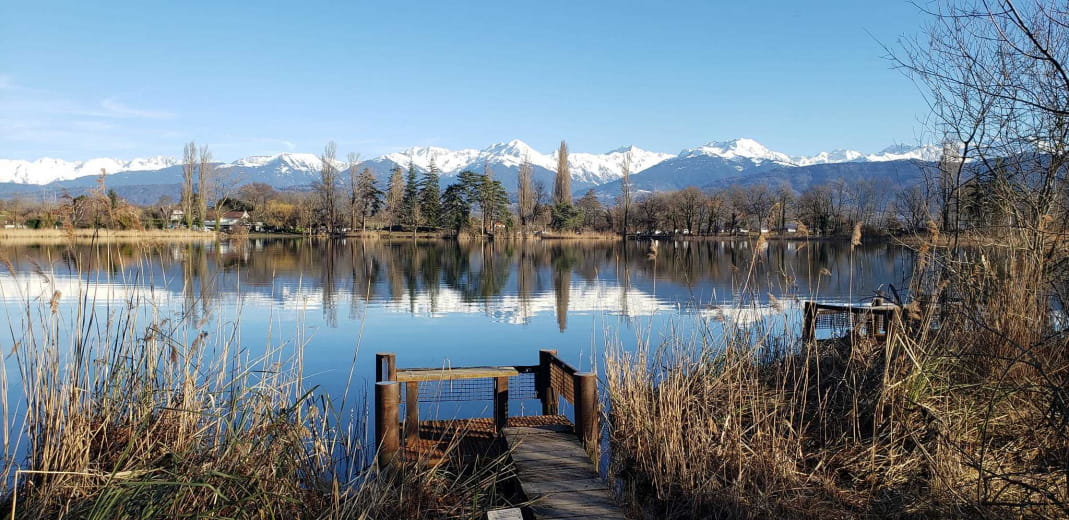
[0,138,940,204]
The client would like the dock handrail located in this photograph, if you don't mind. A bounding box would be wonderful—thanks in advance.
[373,350,596,466]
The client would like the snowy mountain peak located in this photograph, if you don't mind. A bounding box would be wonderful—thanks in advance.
[482,139,538,158]
[0,156,180,185]
[869,143,942,162]
[684,138,794,165]
[235,153,322,171]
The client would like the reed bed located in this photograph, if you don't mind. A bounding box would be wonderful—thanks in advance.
[604,229,1069,519]
[0,242,515,519]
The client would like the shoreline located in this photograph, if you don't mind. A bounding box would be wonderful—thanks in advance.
[0,228,217,243]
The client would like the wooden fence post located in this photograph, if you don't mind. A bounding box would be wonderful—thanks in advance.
[539,349,559,415]
[375,381,400,466]
[405,381,419,445]
[376,352,396,382]
[574,372,597,450]
[494,376,509,434]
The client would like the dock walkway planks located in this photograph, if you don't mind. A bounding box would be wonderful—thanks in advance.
[503,424,626,520]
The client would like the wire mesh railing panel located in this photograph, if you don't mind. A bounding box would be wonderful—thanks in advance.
[815,310,853,332]
[550,363,575,403]
[509,372,538,400]
[403,372,538,402]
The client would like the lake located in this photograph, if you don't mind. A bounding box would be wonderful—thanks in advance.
[0,237,915,431]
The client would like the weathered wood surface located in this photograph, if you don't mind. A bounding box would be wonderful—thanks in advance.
[394,366,519,382]
[503,425,625,520]
[486,508,524,520]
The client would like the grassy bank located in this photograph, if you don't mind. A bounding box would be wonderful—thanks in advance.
[604,229,1069,519]
[0,228,216,243]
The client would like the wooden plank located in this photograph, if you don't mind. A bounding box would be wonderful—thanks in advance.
[515,464,599,482]
[486,508,524,520]
[521,478,608,496]
[527,489,623,519]
[395,366,519,382]
[510,432,587,445]
[501,425,573,436]
[502,418,625,519]
[512,445,591,463]
[510,439,588,454]
[510,449,590,464]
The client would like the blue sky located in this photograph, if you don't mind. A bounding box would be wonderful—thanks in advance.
[0,0,934,161]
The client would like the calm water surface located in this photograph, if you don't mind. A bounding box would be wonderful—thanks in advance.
[0,238,915,423]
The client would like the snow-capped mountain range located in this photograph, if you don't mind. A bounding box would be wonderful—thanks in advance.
[0,156,180,185]
[0,138,940,188]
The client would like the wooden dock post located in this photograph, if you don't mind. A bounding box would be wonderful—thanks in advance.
[802,302,816,343]
[574,372,597,450]
[375,381,400,466]
[375,352,396,382]
[538,349,559,415]
[405,381,419,445]
[494,376,509,433]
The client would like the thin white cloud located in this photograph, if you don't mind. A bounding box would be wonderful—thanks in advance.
[99,98,175,120]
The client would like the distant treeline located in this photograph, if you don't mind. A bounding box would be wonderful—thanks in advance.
[0,140,1059,239]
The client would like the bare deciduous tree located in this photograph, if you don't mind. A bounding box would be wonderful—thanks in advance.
[347,152,361,230]
[619,151,633,235]
[318,141,340,233]
[517,155,535,234]
[182,142,196,228]
[198,145,213,228]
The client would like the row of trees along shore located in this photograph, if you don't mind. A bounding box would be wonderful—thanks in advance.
[1,135,1064,239]
[1,142,1053,241]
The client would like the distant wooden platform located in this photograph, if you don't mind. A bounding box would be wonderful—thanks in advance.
[504,424,626,520]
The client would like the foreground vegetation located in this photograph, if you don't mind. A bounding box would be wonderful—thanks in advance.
[606,227,1068,519]
[0,246,519,519]
[604,2,1069,515]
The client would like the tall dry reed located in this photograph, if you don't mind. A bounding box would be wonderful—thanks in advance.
[604,230,1069,519]
[0,241,516,519]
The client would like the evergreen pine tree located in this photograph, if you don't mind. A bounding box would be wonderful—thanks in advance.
[355,167,383,231]
[418,159,442,228]
[441,183,470,235]
[384,166,406,230]
[401,162,421,232]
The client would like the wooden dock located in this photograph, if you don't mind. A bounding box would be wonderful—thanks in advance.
[374,350,626,519]
[504,423,624,519]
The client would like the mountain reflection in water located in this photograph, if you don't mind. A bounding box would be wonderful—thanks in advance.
[0,238,914,331]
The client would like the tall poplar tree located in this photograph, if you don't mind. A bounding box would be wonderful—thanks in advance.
[619,151,632,235]
[553,140,572,205]
[182,141,196,228]
[517,156,535,233]
[198,145,213,229]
